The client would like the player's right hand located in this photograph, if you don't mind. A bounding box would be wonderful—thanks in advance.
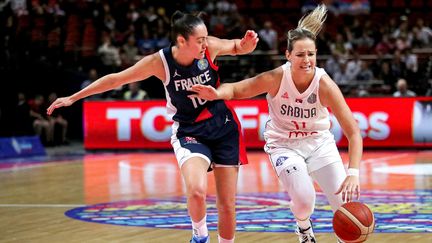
[188,84,219,101]
[46,96,74,115]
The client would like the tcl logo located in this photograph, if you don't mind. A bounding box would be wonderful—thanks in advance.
[330,112,390,142]
[107,107,171,142]
[106,106,268,142]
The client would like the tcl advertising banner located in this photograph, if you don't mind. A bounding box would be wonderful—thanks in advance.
[83,98,432,149]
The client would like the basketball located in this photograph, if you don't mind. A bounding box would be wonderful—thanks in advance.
[333,202,375,242]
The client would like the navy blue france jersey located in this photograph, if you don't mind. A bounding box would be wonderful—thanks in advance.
[159,46,229,123]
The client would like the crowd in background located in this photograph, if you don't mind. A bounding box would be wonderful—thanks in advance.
[1,0,432,142]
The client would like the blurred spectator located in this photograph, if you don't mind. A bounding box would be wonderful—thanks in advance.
[209,9,228,37]
[185,0,200,13]
[302,0,339,16]
[403,48,418,74]
[325,52,344,78]
[339,0,370,15]
[138,25,157,56]
[393,79,416,97]
[155,30,170,50]
[346,52,362,80]
[376,61,397,91]
[10,0,28,16]
[81,68,104,100]
[258,20,278,51]
[413,18,432,47]
[391,50,406,80]
[356,62,374,81]
[216,0,237,13]
[123,83,149,100]
[29,94,54,145]
[47,92,69,145]
[13,92,34,136]
[120,35,139,68]
[374,34,395,55]
[333,62,353,85]
[97,35,121,74]
[330,33,353,58]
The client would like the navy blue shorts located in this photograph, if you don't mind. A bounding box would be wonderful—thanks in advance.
[171,109,248,169]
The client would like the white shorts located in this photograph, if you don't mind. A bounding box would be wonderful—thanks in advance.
[264,131,342,176]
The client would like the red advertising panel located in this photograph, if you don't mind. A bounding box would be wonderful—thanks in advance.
[83,98,432,149]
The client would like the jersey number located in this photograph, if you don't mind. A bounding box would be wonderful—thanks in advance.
[291,121,306,129]
[191,97,207,108]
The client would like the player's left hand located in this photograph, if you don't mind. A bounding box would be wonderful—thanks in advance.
[335,175,360,203]
[240,30,259,53]
[188,84,219,101]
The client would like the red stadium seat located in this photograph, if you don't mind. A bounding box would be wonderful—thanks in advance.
[270,0,285,9]
[286,0,300,9]
[251,0,264,9]
[391,0,406,8]
[410,0,424,8]
[371,0,388,8]
[234,0,246,10]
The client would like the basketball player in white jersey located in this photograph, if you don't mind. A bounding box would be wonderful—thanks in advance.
[47,11,258,243]
[189,5,362,243]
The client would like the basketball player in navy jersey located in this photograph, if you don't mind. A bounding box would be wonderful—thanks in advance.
[190,5,361,243]
[47,11,258,243]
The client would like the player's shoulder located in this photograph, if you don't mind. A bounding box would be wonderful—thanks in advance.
[318,70,335,87]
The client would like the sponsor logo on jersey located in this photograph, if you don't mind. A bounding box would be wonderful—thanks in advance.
[281,92,289,99]
[287,131,318,138]
[275,156,288,167]
[285,165,298,174]
[280,104,317,118]
[295,98,303,103]
[224,115,231,124]
[173,69,181,78]
[307,93,317,104]
[197,59,209,70]
[184,136,198,144]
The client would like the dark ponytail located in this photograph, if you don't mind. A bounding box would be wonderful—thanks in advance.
[171,10,205,43]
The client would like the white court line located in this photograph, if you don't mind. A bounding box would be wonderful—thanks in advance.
[360,153,410,164]
[0,204,86,208]
[0,161,79,173]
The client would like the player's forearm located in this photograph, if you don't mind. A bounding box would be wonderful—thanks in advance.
[216,83,236,100]
[347,131,363,170]
[70,74,121,102]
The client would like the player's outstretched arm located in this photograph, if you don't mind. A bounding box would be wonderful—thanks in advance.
[47,53,163,115]
[189,66,283,101]
[208,30,259,58]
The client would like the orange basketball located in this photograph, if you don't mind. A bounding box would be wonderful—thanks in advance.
[332,202,375,242]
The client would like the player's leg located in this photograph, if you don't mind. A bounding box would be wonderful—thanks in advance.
[310,162,346,212]
[210,109,247,242]
[307,139,346,242]
[181,157,211,239]
[213,165,239,242]
[172,134,212,242]
[311,162,346,243]
[268,151,317,242]
[307,138,346,212]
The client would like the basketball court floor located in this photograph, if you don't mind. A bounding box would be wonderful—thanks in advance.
[0,144,431,242]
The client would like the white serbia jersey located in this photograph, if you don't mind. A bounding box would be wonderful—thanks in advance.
[264,62,330,144]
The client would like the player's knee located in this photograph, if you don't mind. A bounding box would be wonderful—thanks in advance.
[187,185,207,202]
[217,200,236,215]
[292,199,314,217]
[216,196,236,213]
